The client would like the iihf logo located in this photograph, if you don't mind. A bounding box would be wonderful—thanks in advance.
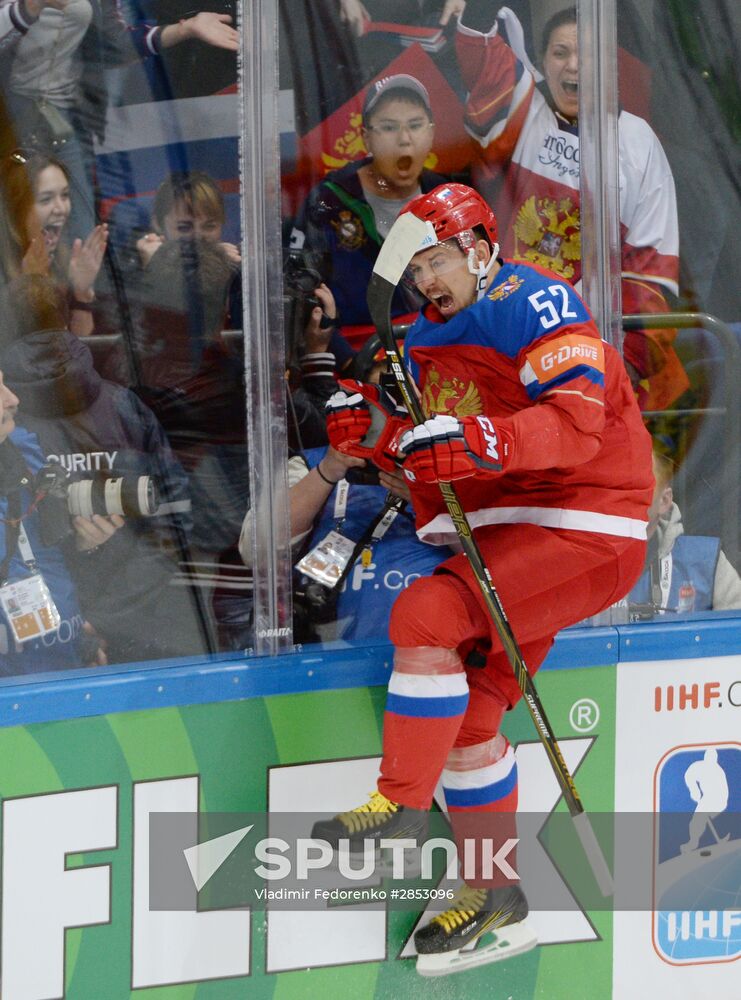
[653,743,740,965]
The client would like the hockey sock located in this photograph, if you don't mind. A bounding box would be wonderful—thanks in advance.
[378,646,469,810]
[443,735,520,890]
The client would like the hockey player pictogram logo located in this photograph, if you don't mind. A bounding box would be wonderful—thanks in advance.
[513,196,581,280]
[421,367,483,419]
[652,742,740,966]
[488,275,524,302]
[332,210,366,250]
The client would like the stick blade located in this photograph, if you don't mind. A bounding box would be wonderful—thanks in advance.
[372,213,432,285]
[367,213,432,342]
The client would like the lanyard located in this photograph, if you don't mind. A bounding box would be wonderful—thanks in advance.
[0,492,37,584]
[329,488,407,592]
[16,523,36,566]
[649,549,672,612]
[369,498,402,543]
[333,478,350,524]
[331,478,404,546]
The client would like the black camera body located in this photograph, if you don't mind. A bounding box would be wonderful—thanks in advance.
[283,248,333,367]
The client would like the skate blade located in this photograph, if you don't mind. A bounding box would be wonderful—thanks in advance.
[416,921,538,978]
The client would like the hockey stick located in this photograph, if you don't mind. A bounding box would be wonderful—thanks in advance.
[367,213,614,896]
[707,817,730,845]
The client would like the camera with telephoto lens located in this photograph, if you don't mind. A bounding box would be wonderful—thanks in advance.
[34,460,159,518]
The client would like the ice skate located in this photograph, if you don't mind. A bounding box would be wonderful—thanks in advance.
[415,884,537,977]
[311,790,428,849]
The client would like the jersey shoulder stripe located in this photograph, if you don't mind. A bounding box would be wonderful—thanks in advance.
[520,329,605,400]
[406,263,596,365]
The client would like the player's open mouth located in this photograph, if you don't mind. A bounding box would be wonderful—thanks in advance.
[434,293,455,312]
[396,156,413,173]
[562,80,578,95]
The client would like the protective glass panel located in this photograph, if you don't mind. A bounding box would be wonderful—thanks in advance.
[613,1,741,624]
[0,0,272,675]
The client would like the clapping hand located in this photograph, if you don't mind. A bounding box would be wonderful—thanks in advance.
[21,235,50,276]
[69,224,108,301]
[136,232,164,267]
[187,11,239,51]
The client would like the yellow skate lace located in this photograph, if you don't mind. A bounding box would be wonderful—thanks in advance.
[338,791,399,835]
[432,886,489,934]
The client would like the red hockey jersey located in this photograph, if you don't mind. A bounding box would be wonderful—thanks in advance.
[404,260,654,546]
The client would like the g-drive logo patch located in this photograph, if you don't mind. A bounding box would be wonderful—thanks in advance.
[653,743,741,965]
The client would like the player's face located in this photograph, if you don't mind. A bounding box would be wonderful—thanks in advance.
[363,98,435,195]
[543,22,579,119]
[33,165,71,254]
[162,203,223,243]
[407,243,477,318]
[0,371,20,443]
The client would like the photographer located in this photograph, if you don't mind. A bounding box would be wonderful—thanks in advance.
[0,368,110,673]
[0,274,214,664]
[284,256,351,450]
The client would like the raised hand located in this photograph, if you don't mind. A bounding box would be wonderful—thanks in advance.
[439,0,466,26]
[69,223,108,300]
[339,0,369,37]
[303,283,337,354]
[21,235,51,276]
[219,241,241,266]
[136,232,164,267]
[186,12,239,51]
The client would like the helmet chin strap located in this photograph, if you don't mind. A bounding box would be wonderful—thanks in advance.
[467,243,500,301]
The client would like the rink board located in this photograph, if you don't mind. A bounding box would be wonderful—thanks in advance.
[0,619,738,1000]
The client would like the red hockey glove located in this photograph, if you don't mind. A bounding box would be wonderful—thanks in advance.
[399,414,504,484]
[325,380,411,473]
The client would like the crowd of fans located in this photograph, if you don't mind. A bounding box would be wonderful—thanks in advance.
[0,0,737,676]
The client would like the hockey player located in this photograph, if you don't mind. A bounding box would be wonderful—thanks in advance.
[312,183,653,975]
[454,1,687,411]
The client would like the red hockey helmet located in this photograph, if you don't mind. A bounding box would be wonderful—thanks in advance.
[401,183,498,251]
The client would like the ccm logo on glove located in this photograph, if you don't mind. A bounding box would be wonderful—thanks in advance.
[399,414,505,484]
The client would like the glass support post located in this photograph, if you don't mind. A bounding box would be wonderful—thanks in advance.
[578,0,623,350]
[239,0,293,654]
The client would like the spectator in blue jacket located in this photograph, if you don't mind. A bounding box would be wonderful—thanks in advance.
[0,367,114,673]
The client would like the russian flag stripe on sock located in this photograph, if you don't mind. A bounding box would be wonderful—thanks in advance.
[442,747,518,807]
[386,671,469,719]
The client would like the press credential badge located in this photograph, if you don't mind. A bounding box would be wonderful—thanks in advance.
[0,574,61,643]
